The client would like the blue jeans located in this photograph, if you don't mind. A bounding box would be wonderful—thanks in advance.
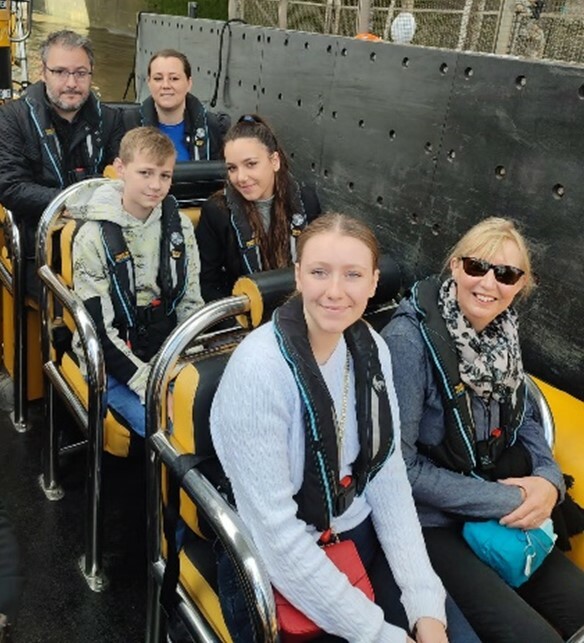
[216,517,480,642]
[106,375,146,437]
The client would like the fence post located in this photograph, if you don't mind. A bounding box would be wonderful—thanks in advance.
[358,0,372,34]
[494,0,519,54]
[228,0,243,20]
[279,0,289,29]
[457,0,474,50]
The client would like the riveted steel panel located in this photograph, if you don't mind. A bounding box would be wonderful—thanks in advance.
[137,15,584,399]
[431,52,584,397]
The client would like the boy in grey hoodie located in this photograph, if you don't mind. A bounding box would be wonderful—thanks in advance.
[66,126,203,436]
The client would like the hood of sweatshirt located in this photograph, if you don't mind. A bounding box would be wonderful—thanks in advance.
[65,179,162,228]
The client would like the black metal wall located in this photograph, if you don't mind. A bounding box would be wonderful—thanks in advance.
[136,14,584,400]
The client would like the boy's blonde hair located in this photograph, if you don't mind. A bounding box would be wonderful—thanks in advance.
[118,126,176,165]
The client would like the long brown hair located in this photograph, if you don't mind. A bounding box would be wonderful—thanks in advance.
[223,114,295,270]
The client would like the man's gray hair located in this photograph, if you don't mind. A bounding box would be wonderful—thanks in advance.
[40,30,95,69]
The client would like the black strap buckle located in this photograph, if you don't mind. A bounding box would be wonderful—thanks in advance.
[335,476,357,516]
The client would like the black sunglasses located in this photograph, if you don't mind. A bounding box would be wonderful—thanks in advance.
[460,257,525,286]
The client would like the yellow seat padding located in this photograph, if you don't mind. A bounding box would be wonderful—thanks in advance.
[60,351,131,457]
[533,377,584,570]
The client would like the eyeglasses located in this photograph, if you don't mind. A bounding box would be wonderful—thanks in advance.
[44,66,92,81]
[460,257,525,285]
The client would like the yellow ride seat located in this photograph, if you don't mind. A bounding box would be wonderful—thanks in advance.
[57,218,133,457]
[165,356,235,641]
[533,377,584,571]
[0,203,43,402]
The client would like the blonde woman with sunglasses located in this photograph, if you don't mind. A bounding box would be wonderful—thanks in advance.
[382,217,584,643]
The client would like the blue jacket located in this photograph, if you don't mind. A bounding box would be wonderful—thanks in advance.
[381,296,565,527]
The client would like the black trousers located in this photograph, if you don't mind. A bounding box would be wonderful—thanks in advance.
[423,525,584,643]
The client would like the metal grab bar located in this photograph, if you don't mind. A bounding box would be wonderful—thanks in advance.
[145,296,279,643]
[525,374,555,449]
[9,0,33,43]
[36,178,110,591]
[0,205,29,431]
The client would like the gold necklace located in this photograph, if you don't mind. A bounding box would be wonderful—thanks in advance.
[335,349,351,463]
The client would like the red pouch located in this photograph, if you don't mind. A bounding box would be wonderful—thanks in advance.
[274,539,375,642]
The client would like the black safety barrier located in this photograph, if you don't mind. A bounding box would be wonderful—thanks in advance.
[135,14,584,400]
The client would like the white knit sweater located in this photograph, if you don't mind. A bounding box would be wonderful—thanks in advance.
[210,322,446,642]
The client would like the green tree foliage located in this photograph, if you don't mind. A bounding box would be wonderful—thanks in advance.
[146,0,227,20]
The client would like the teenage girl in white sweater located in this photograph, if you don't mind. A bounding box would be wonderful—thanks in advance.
[211,213,479,643]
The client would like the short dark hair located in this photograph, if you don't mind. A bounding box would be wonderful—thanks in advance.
[147,49,192,78]
[40,30,94,69]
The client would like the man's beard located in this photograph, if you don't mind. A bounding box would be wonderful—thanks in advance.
[46,88,88,113]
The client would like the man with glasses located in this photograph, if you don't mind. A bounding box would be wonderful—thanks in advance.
[0,29,123,298]
[0,29,123,413]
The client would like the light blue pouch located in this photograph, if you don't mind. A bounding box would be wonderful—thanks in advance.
[462,518,556,587]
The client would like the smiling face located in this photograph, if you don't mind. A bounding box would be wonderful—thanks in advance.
[224,137,280,202]
[450,239,526,332]
[295,231,379,360]
[114,149,176,220]
[41,44,92,119]
[147,55,192,119]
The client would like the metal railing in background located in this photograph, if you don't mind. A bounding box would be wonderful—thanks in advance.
[229,0,584,65]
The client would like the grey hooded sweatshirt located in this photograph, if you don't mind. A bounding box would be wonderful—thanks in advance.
[66,180,203,403]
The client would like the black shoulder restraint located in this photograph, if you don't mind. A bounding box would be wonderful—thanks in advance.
[410,277,526,475]
[100,195,187,362]
[273,295,394,533]
[225,177,308,275]
[25,90,105,187]
[183,93,211,161]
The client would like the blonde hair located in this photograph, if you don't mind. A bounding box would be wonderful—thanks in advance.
[445,217,535,295]
[118,126,176,166]
[296,212,379,269]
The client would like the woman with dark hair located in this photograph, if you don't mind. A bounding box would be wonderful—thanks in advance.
[196,113,321,302]
[382,217,584,642]
[210,213,479,642]
[122,49,225,161]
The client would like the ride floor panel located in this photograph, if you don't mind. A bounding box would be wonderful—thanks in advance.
[0,404,146,642]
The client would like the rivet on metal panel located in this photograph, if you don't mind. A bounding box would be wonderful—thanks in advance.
[495,165,507,179]
[516,75,527,89]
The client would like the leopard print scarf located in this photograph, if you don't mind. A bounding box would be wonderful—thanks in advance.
[437,278,523,403]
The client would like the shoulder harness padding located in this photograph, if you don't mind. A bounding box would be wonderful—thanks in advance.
[410,277,526,475]
[100,194,187,359]
[274,295,394,533]
[225,177,308,275]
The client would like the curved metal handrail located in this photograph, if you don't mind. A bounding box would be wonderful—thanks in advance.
[525,374,555,449]
[0,204,28,431]
[36,177,110,590]
[9,0,33,43]
[145,297,279,643]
